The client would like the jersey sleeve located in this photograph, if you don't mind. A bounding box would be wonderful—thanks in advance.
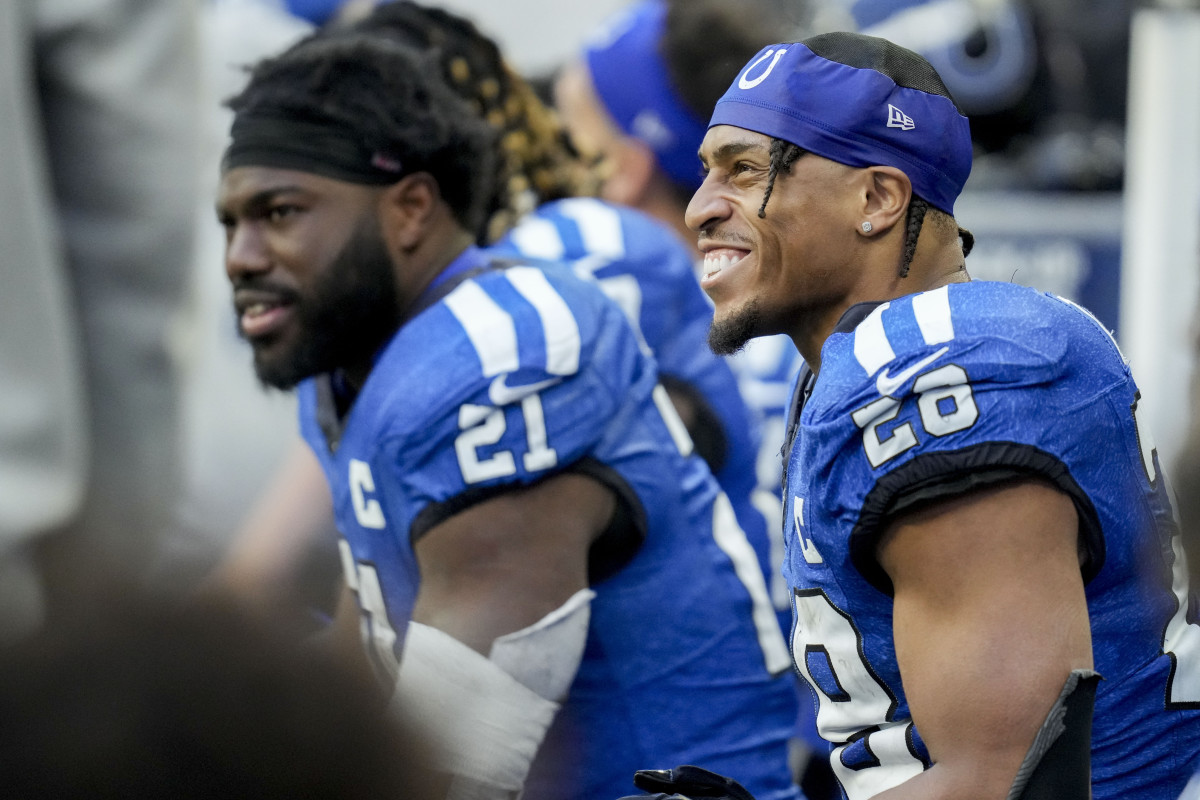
[806,283,1129,592]
[366,262,655,548]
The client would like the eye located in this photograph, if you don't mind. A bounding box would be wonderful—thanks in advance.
[266,204,300,223]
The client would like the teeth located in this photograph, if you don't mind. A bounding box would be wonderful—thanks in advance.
[704,251,742,278]
[245,302,268,318]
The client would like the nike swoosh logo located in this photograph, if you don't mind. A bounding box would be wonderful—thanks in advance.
[488,374,563,406]
[875,346,949,397]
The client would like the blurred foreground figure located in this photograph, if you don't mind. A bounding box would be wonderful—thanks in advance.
[0,0,201,638]
[0,585,438,799]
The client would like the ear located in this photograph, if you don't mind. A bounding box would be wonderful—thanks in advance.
[858,166,911,237]
[378,172,439,253]
[599,138,658,207]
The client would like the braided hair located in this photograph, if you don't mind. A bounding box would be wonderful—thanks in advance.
[758,138,805,218]
[225,34,497,237]
[339,2,600,243]
[899,197,976,277]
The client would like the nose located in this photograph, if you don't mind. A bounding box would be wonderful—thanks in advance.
[684,174,730,235]
[224,222,270,283]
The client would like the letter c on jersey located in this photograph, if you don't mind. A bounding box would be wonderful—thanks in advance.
[349,459,386,529]
[739,48,788,90]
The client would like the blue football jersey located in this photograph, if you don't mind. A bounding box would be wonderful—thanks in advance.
[492,197,789,612]
[782,281,1200,799]
[297,249,800,800]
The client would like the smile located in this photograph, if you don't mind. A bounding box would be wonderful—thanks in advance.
[701,247,749,280]
[234,288,296,340]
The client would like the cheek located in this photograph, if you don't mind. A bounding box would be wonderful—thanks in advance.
[756,220,798,280]
[272,229,342,284]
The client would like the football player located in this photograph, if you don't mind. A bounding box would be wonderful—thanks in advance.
[624,30,1200,800]
[214,34,801,800]
[213,1,787,629]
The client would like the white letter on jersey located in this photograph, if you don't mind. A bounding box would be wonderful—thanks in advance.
[794,497,823,564]
[349,459,386,529]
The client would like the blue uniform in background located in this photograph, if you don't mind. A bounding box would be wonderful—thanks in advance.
[493,197,789,612]
[783,281,1200,799]
[298,247,801,800]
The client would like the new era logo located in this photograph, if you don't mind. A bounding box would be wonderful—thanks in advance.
[887,104,915,131]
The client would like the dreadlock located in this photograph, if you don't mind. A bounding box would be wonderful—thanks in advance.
[339,2,599,243]
[899,196,929,279]
[226,34,496,237]
[901,197,975,278]
[758,138,805,218]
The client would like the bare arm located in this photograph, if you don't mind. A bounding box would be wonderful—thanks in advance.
[208,439,336,614]
[411,471,616,654]
[872,479,1092,799]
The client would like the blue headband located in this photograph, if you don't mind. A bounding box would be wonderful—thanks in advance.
[709,40,972,214]
[584,0,709,192]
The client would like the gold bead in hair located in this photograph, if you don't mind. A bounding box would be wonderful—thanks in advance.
[479,77,501,100]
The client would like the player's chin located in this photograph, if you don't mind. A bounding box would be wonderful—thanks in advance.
[250,340,310,390]
[702,282,742,322]
[707,300,762,356]
[702,266,757,317]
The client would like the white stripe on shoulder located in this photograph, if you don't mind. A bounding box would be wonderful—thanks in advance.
[443,280,520,377]
[508,216,566,261]
[854,302,895,376]
[912,285,955,344]
[557,197,625,259]
[505,266,582,376]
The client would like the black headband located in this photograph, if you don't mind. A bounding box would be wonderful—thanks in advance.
[222,113,407,185]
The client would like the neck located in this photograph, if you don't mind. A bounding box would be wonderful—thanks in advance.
[341,227,476,392]
[396,226,476,319]
[793,243,969,374]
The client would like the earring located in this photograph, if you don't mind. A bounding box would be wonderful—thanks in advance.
[861,221,873,233]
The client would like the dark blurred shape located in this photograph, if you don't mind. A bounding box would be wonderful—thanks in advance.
[0,585,440,800]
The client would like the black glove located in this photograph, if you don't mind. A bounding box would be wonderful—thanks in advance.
[616,765,758,800]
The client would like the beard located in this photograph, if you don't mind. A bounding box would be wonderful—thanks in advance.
[243,215,401,390]
[707,298,763,356]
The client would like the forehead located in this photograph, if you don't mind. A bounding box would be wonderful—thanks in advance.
[216,165,363,208]
[698,125,774,163]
